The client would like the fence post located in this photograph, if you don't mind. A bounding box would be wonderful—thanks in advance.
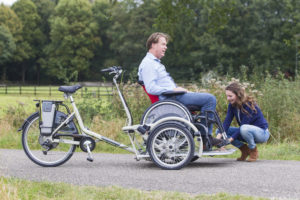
[97,86,100,98]
[34,86,36,96]
[19,85,21,95]
[49,86,51,96]
[5,85,7,94]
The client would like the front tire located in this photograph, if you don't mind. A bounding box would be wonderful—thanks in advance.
[147,122,194,170]
[21,113,76,167]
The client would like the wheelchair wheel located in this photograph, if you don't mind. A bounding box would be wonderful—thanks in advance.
[147,122,194,170]
[21,112,77,167]
[140,100,192,125]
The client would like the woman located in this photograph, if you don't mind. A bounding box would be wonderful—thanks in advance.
[216,82,270,162]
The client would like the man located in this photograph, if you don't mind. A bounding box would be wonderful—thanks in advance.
[138,32,217,136]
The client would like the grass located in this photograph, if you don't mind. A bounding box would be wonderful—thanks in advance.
[0,176,269,200]
[0,85,113,97]
[219,143,300,161]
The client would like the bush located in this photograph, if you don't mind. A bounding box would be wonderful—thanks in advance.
[4,102,28,128]
[76,94,104,124]
[108,82,151,124]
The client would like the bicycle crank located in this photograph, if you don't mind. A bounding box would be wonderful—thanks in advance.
[79,137,96,162]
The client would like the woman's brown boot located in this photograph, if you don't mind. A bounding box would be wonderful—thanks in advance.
[237,144,250,161]
[247,147,258,162]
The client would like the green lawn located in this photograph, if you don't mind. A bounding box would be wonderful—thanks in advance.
[0,176,269,200]
[0,86,113,97]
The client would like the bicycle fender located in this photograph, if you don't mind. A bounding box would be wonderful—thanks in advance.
[18,112,39,132]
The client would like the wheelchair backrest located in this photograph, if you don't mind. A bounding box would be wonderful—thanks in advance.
[138,80,159,103]
[141,85,159,103]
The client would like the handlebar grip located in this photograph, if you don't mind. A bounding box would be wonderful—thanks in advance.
[101,67,114,72]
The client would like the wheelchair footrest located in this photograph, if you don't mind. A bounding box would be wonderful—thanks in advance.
[202,148,236,156]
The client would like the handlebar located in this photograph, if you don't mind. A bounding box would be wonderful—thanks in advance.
[101,66,122,74]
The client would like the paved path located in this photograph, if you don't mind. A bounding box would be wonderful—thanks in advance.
[0,149,299,199]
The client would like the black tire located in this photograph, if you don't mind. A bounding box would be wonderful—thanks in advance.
[147,122,195,170]
[21,112,77,167]
[190,155,199,162]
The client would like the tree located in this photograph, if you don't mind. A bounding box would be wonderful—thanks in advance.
[0,4,24,82]
[89,0,111,80]
[105,0,158,80]
[12,0,44,83]
[45,0,100,84]
[31,0,56,84]
[155,0,299,80]
[0,25,16,81]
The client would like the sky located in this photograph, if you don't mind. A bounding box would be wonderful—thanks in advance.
[0,0,17,6]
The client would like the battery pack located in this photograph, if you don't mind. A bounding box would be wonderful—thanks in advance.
[40,101,56,136]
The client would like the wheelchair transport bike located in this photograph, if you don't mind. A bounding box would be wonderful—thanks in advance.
[19,66,235,170]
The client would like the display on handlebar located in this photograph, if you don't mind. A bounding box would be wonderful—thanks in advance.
[101,66,122,73]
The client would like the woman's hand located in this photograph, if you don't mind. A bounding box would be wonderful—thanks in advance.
[216,133,222,139]
[216,134,234,143]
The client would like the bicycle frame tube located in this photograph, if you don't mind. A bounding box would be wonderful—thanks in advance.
[113,75,132,126]
[66,95,135,153]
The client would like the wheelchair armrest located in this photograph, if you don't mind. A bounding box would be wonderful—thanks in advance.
[161,90,186,96]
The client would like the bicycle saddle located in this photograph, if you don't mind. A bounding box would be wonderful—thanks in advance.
[58,85,82,93]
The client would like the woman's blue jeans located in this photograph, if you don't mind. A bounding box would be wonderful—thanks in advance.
[226,125,270,149]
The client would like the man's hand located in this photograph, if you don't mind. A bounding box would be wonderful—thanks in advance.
[173,87,188,92]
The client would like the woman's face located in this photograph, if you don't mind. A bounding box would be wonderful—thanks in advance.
[225,90,237,104]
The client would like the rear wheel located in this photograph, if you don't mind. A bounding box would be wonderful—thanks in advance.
[140,100,192,125]
[147,122,194,170]
[21,113,77,167]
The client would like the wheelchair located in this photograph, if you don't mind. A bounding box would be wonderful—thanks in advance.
[138,81,235,166]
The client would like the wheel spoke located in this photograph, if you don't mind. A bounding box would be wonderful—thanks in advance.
[149,124,194,170]
[22,114,76,167]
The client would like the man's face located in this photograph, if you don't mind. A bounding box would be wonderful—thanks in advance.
[151,37,167,59]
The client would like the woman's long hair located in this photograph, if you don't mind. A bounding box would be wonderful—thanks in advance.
[225,82,257,114]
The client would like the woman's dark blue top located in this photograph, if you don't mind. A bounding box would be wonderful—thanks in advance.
[223,103,269,139]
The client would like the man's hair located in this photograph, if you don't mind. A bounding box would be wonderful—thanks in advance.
[146,32,169,50]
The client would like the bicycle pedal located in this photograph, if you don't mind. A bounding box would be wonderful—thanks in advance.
[87,157,93,162]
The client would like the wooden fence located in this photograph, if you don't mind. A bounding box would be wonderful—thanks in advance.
[0,85,114,98]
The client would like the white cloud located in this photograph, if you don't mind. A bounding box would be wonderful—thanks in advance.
[0,0,17,6]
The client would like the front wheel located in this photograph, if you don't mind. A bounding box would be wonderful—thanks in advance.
[147,122,194,170]
[21,112,77,167]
